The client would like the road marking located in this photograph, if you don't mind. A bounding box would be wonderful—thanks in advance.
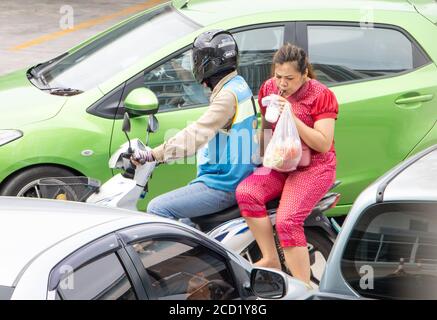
[9,0,164,51]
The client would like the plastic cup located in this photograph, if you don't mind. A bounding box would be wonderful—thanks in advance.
[265,104,280,123]
[262,95,280,123]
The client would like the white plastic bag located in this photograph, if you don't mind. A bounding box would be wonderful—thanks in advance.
[263,103,302,172]
[261,95,280,123]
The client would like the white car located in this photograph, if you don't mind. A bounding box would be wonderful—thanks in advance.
[0,198,270,300]
[251,144,437,300]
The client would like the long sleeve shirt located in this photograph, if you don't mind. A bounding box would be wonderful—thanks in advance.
[151,71,238,162]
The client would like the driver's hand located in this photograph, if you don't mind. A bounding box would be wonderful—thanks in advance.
[131,149,155,166]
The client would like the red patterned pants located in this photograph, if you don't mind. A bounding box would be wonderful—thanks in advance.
[236,153,336,247]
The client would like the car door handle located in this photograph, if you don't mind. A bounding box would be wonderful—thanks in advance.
[395,94,434,105]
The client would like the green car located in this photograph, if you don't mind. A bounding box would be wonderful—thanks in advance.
[1,0,437,216]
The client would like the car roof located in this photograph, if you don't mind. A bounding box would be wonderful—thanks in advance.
[0,197,162,287]
[380,145,437,202]
[174,0,416,25]
[408,0,437,24]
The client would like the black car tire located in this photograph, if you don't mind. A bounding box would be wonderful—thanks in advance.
[0,166,76,197]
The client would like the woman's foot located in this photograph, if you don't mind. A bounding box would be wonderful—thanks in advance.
[254,257,281,270]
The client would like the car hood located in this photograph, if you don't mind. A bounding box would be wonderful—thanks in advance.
[0,69,67,128]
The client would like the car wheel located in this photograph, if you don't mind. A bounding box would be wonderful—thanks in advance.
[0,166,77,199]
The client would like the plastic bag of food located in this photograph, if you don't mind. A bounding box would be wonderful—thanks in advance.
[263,103,302,172]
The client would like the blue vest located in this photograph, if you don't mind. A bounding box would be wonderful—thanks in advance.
[191,75,259,192]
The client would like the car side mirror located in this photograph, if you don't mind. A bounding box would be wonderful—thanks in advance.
[250,267,310,300]
[250,268,286,299]
[124,88,159,116]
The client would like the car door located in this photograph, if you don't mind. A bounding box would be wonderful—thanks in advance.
[296,21,437,214]
[47,234,147,300]
[108,24,289,209]
[118,223,253,300]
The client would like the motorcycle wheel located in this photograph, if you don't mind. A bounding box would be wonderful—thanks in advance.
[243,228,333,287]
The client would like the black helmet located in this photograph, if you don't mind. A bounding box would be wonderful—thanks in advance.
[192,30,239,83]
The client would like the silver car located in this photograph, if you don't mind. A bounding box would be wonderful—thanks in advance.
[0,198,265,300]
[252,144,437,300]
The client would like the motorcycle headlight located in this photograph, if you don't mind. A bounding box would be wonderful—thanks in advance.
[0,130,23,146]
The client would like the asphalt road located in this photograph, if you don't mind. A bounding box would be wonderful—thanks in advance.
[0,0,167,76]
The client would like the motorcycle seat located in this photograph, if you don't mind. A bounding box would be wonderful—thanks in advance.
[190,181,340,232]
[191,198,280,231]
[190,205,241,230]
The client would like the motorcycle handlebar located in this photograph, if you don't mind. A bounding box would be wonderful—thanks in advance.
[122,151,148,167]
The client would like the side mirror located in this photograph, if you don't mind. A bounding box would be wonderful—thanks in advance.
[122,112,131,133]
[122,112,132,152]
[147,115,159,133]
[250,268,287,299]
[124,88,159,116]
[250,267,310,300]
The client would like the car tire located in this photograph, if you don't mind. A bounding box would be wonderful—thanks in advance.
[0,166,76,198]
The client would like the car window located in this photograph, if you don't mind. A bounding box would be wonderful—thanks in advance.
[56,253,137,300]
[143,50,211,112]
[234,26,285,95]
[341,203,437,299]
[87,84,124,119]
[39,5,199,91]
[307,25,425,86]
[131,239,238,300]
[132,25,284,113]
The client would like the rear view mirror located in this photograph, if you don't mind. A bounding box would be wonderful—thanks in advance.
[122,112,133,152]
[122,112,131,133]
[250,268,286,299]
[251,267,313,300]
[124,88,159,116]
[147,115,159,133]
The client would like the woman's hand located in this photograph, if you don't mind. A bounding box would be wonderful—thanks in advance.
[270,95,334,153]
[274,95,294,118]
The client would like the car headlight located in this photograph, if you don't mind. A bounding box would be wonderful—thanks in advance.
[0,130,23,146]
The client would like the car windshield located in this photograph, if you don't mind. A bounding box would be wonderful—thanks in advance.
[35,5,199,91]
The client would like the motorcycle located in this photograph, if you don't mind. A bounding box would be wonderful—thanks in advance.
[37,89,341,285]
[195,180,341,285]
